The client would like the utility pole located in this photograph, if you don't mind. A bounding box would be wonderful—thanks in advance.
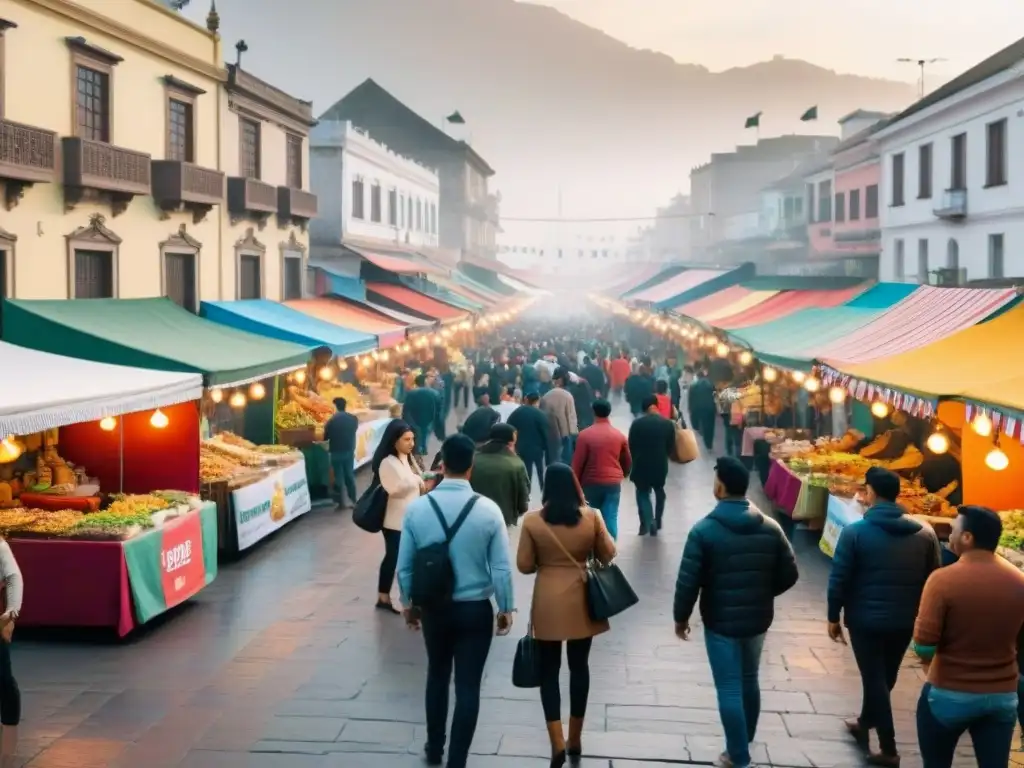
[897,57,947,99]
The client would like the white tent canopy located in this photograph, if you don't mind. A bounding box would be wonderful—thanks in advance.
[0,342,203,436]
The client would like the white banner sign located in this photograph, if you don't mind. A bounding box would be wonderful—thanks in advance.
[232,457,312,551]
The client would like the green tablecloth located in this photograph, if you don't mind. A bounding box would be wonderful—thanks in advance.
[299,442,332,502]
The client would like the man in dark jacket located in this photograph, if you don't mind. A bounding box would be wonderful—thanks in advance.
[469,423,530,527]
[569,376,595,433]
[324,397,359,509]
[688,369,717,451]
[827,466,940,765]
[624,366,655,418]
[506,393,555,491]
[627,395,676,536]
[460,395,500,445]
[580,356,606,399]
[402,374,438,457]
[674,457,798,768]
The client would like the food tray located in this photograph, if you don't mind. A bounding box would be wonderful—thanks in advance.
[277,426,316,447]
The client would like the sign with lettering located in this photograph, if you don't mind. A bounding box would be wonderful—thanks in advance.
[160,512,206,609]
[231,457,311,550]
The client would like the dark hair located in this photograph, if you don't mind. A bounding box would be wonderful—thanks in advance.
[525,392,540,404]
[865,466,900,503]
[553,366,569,384]
[715,457,749,497]
[415,373,427,387]
[583,356,591,365]
[505,384,516,396]
[333,397,347,411]
[592,399,611,419]
[957,505,1002,552]
[489,422,516,444]
[441,434,476,475]
[641,394,659,412]
[655,380,668,394]
[541,463,584,526]
[371,419,413,475]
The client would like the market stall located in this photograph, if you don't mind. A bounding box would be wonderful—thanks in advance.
[366,282,468,324]
[0,340,215,635]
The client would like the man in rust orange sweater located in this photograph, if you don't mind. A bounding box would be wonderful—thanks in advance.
[913,505,1024,768]
[572,399,631,539]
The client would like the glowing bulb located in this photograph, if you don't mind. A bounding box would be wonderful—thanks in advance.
[762,367,778,383]
[791,371,806,384]
[210,388,224,403]
[971,412,993,438]
[871,401,890,419]
[985,447,1009,471]
[738,351,753,366]
[360,356,372,367]
[926,431,950,454]
[442,328,452,338]
[715,342,730,358]
[459,321,471,331]
[293,369,306,385]
[249,382,266,400]
[318,365,334,381]
[697,335,707,346]
[829,386,846,404]
[229,391,246,409]
[149,409,169,429]
[803,377,820,393]
[432,334,442,344]
[339,360,349,371]
[379,351,389,362]
[99,416,117,431]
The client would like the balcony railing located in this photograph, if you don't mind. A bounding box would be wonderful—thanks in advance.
[62,136,151,215]
[834,228,881,243]
[152,160,225,223]
[0,119,58,210]
[277,186,318,222]
[934,189,967,220]
[227,176,277,225]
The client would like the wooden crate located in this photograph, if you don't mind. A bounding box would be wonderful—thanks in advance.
[276,426,316,447]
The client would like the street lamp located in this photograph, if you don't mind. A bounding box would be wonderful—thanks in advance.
[897,57,947,98]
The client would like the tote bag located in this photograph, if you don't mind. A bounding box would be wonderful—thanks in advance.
[512,622,542,688]
[352,479,388,533]
[671,419,700,464]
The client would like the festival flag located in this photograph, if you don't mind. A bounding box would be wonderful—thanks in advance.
[446,111,466,124]
[744,112,762,129]
[800,106,818,121]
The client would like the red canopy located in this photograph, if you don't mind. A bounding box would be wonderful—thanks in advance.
[713,285,868,330]
[367,283,466,321]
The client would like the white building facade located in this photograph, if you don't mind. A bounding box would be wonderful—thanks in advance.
[877,40,1024,284]
[308,120,440,259]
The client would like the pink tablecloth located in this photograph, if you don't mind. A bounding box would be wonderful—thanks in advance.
[763,459,802,517]
[741,427,769,457]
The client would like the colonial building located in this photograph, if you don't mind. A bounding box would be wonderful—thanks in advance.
[876,37,1024,284]
[308,119,440,270]
[319,79,500,263]
[0,0,225,306]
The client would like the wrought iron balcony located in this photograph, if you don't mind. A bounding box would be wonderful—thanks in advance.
[62,136,151,216]
[227,176,277,227]
[151,160,225,223]
[277,186,317,227]
[934,189,967,220]
[0,118,58,210]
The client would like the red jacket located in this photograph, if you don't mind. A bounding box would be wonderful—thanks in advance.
[609,358,630,388]
[572,419,632,486]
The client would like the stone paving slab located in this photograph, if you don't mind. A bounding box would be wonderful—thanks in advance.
[6,404,1004,766]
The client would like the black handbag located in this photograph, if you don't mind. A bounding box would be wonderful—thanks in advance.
[511,623,542,688]
[585,560,639,621]
[352,479,388,533]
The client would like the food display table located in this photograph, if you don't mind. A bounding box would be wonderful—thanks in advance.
[763,460,829,523]
[819,494,864,557]
[9,501,218,636]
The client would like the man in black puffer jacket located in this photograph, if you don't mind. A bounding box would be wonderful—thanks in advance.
[673,457,798,768]
[826,466,940,766]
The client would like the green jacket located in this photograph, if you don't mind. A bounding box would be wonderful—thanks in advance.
[470,442,530,526]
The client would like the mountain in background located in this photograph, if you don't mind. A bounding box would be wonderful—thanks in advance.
[184,0,916,232]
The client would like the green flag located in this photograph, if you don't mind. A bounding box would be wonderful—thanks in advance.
[744,112,762,129]
[800,105,818,121]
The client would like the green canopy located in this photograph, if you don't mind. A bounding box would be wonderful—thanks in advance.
[2,298,311,387]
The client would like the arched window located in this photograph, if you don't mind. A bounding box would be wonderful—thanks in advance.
[947,238,959,269]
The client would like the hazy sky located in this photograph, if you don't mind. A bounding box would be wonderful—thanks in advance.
[529,0,1024,84]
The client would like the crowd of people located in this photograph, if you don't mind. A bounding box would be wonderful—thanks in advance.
[321,313,1024,768]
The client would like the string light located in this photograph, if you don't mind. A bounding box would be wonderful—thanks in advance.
[715,342,729,358]
[99,416,117,431]
[971,412,993,438]
[249,382,266,400]
[150,409,169,429]
[210,388,224,403]
[229,391,246,409]
[318,365,335,381]
[829,387,846,404]
[926,430,950,454]
[762,367,778,383]
[871,401,890,419]
[738,351,753,366]
[985,447,1009,471]
[803,377,820,393]
[293,369,306,385]
[791,371,806,384]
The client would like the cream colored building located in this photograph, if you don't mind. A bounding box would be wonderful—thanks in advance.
[0,0,316,307]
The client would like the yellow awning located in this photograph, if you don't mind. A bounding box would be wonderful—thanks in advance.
[700,291,778,323]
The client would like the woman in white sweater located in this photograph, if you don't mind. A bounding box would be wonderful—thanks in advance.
[0,538,22,760]
[371,420,425,614]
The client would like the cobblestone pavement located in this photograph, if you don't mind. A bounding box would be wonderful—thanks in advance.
[8,404,1009,767]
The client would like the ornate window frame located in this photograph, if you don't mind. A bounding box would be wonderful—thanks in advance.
[66,36,122,144]
[159,222,202,311]
[279,230,307,301]
[234,226,266,299]
[65,213,121,298]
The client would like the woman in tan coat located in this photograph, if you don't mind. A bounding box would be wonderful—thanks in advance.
[517,463,616,767]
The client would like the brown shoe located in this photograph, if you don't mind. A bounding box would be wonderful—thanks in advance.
[567,716,583,761]
[546,721,566,767]
[867,752,900,767]
[845,718,869,748]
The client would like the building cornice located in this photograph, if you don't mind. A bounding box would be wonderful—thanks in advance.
[20,0,225,81]
[227,64,314,134]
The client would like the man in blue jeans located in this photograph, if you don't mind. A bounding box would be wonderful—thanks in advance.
[571,399,631,539]
[673,458,798,768]
[323,397,359,508]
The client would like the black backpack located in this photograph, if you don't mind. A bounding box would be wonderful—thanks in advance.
[410,494,480,608]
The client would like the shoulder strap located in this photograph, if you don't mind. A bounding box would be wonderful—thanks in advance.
[539,514,588,578]
[427,494,480,544]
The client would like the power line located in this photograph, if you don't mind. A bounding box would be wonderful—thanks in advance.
[501,212,712,223]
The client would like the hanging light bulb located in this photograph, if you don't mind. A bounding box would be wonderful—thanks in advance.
[791,370,806,384]
[829,386,846,405]
[229,391,246,409]
[360,356,372,367]
[803,377,821,393]
[150,409,169,429]
[210,388,224,403]
[715,342,730,358]
[99,416,117,432]
[249,382,266,400]
[379,351,389,362]
[738,350,753,366]
[985,447,1009,471]
[762,367,778,383]
[971,412,993,438]
[371,350,380,361]
[926,430,950,455]
[0,437,22,464]
[318,365,335,381]
[339,360,349,371]
[293,369,306,385]
[871,401,890,419]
